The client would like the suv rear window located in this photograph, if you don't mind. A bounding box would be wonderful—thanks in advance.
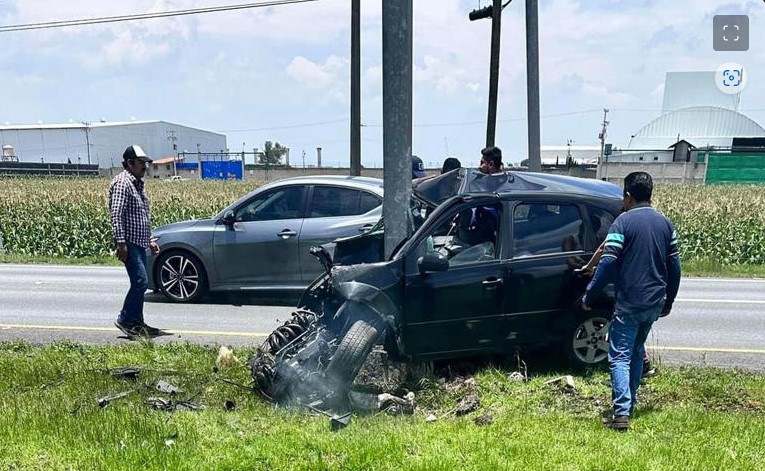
[513,203,584,257]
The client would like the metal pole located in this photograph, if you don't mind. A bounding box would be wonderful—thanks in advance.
[382,0,413,258]
[486,0,502,148]
[525,0,541,172]
[350,0,362,176]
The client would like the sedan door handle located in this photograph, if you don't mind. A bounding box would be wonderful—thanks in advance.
[358,224,375,232]
[277,229,298,239]
[482,277,503,290]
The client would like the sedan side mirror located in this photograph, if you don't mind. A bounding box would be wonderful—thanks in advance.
[221,210,236,225]
[418,252,449,274]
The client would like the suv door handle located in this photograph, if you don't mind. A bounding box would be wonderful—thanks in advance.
[358,224,375,232]
[482,277,503,290]
[277,229,298,239]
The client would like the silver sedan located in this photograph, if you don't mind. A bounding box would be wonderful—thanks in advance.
[147,175,383,302]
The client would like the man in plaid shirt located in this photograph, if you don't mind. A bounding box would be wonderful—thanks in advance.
[109,145,161,337]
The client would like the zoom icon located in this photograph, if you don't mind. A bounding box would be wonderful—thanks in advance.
[716,62,747,95]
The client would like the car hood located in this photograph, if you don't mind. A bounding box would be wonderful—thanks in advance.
[152,219,208,235]
[413,168,622,206]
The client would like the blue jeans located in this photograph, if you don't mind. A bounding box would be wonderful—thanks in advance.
[118,242,148,327]
[608,304,662,417]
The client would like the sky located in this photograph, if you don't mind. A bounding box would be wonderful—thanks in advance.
[0,0,763,167]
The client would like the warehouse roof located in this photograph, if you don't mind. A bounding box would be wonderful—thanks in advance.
[628,106,765,149]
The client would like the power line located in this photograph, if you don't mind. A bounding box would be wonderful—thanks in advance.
[220,118,348,132]
[0,0,317,33]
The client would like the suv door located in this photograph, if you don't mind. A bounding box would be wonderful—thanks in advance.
[298,185,382,282]
[213,185,306,288]
[400,199,509,360]
[504,200,591,343]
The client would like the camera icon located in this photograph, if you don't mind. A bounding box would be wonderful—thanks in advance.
[716,62,747,95]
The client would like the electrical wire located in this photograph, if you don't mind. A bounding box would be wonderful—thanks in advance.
[0,0,317,33]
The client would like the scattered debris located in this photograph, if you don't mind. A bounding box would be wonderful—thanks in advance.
[380,392,416,416]
[425,413,438,423]
[216,346,240,370]
[98,390,134,408]
[110,366,142,379]
[156,380,181,395]
[305,402,352,431]
[507,371,526,382]
[164,439,175,447]
[544,375,576,393]
[145,397,205,412]
[455,393,481,416]
[474,414,493,426]
[347,390,416,415]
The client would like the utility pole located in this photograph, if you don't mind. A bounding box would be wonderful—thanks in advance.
[167,130,178,176]
[597,108,610,180]
[469,0,509,149]
[350,0,362,176]
[382,0,413,258]
[525,0,541,172]
[81,121,92,165]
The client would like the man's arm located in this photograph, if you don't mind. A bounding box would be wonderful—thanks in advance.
[582,226,624,308]
[662,227,682,316]
[109,180,128,246]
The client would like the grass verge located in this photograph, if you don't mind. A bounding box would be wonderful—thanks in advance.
[0,341,763,470]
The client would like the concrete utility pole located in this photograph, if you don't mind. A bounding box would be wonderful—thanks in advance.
[81,122,92,165]
[597,108,610,180]
[382,0,413,259]
[350,0,361,176]
[526,0,541,172]
[470,0,504,148]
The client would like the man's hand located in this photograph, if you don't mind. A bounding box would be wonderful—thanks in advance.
[581,297,592,311]
[150,240,160,255]
[116,243,128,263]
[660,301,672,318]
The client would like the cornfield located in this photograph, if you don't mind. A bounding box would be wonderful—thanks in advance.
[0,177,763,264]
[0,177,261,258]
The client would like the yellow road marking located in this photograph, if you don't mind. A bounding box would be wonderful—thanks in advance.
[0,324,268,338]
[649,345,765,355]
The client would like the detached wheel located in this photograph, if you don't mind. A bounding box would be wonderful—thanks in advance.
[566,312,610,368]
[156,250,207,303]
[324,315,386,390]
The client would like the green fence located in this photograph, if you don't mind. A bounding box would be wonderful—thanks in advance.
[706,152,765,185]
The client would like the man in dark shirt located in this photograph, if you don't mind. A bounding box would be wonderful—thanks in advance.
[109,145,161,338]
[582,171,681,431]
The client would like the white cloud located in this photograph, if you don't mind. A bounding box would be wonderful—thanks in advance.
[286,55,346,90]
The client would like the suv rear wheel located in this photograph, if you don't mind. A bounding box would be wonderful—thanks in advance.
[566,311,610,368]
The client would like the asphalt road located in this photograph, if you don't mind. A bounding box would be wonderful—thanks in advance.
[1,264,764,371]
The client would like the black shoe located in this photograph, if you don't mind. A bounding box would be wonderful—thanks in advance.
[140,323,162,336]
[642,361,657,379]
[115,320,139,337]
[604,415,630,431]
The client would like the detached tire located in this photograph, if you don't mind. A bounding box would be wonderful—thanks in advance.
[324,316,386,390]
[565,311,611,369]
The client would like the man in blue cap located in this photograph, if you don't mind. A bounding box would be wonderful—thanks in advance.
[411,155,426,179]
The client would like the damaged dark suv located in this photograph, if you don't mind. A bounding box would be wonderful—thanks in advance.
[249,169,623,405]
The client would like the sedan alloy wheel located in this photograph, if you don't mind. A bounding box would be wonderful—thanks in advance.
[158,252,205,302]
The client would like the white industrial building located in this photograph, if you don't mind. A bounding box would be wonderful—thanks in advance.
[607,71,765,163]
[0,120,227,168]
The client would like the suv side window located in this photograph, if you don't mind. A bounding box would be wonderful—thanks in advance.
[513,203,584,257]
[586,206,616,250]
[406,202,502,273]
[236,186,304,222]
[309,187,381,218]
